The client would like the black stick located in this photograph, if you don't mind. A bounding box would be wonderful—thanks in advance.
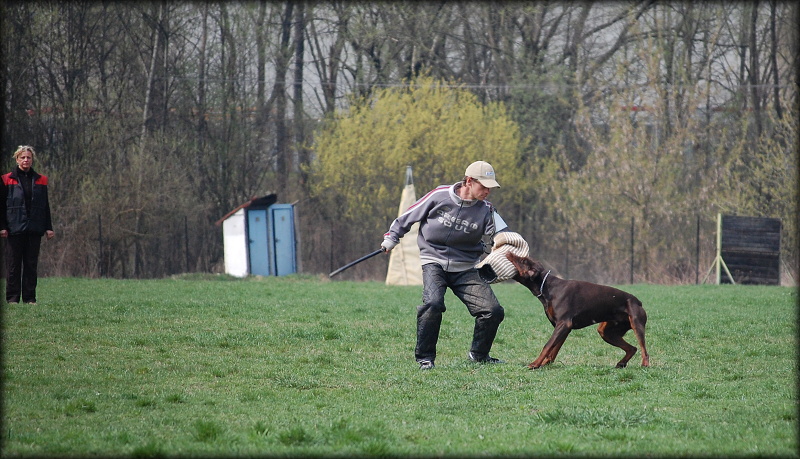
[329,249,385,278]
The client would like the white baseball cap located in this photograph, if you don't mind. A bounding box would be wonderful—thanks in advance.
[465,161,500,188]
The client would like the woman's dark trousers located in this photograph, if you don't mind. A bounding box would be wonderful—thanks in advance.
[5,233,42,303]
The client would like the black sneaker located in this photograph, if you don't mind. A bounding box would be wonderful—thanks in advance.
[419,360,435,370]
[468,352,504,364]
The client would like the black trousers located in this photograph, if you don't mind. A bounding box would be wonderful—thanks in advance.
[415,264,505,363]
[5,233,42,303]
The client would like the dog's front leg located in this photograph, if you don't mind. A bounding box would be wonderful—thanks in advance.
[529,323,572,369]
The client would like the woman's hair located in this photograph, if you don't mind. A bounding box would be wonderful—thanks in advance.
[13,145,36,160]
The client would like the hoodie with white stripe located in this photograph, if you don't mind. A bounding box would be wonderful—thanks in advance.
[382,182,505,272]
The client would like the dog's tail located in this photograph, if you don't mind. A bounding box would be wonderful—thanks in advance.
[627,298,650,367]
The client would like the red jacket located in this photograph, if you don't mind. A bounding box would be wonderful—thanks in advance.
[1,167,53,236]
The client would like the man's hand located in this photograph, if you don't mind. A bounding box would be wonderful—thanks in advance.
[380,239,397,253]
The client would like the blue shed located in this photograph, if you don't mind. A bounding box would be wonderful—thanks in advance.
[216,194,298,277]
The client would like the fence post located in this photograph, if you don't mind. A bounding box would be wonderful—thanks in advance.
[630,217,634,284]
[184,215,190,272]
[564,227,570,280]
[98,214,104,277]
[695,214,700,284]
[716,213,722,284]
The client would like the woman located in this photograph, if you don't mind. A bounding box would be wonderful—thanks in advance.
[1,145,55,304]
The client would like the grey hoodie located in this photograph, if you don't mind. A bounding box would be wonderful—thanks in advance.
[382,182,506,272]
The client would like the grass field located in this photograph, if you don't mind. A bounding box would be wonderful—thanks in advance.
[1,275,796,457]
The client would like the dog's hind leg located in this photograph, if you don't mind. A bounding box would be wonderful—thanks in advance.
[597,321,637,368]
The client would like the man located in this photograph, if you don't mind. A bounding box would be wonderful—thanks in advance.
[1,145,55,304]
[381,161,507,369]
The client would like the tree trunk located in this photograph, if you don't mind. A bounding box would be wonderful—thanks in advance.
[197,3,208,153]
[294,1,309,187]
[274,2,294,191]
[135,1,165,277]
[769,0,782,119]
[749,1,762,136]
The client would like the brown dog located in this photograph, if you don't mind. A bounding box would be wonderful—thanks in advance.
[506,253,650,369]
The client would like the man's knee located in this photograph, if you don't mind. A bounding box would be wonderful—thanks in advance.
[489,304,505,323]
[418,300,446,316]
[474,300,504,324]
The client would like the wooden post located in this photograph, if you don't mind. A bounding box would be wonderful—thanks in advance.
[629,217,634,284]
[702,213,736,285]
[184,215,190,272]
[98,214,104,277]
[564,227,570,280]
[695,215,700,284]
[715,213,722,285]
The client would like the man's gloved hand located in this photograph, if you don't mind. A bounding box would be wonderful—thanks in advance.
[381,239,397,252]
[478,264,498,283]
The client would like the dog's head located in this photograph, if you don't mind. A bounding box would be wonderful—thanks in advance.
[505,253,547,292]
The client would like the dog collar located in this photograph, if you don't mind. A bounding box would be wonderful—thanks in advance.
[536,270,551,298]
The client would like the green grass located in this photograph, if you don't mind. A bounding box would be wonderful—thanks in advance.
[2,276,797,457]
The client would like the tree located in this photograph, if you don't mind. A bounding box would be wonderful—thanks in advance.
[308,75,526,272]
[719,101,798,282]
[2,2,795,281]
[555,22,722,283]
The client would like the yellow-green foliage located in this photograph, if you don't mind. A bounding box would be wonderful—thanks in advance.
[309,76,524,230]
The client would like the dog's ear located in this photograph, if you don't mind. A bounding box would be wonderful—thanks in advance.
[516,259,538,279]
[506,253,533,277]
